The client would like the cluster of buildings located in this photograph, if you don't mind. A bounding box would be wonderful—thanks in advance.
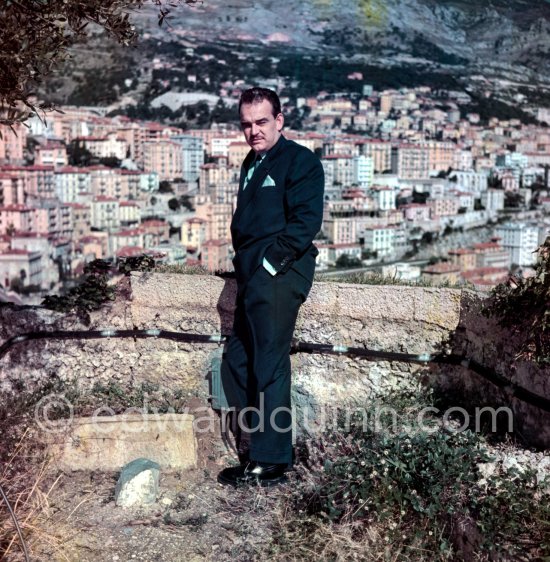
[0,85,549,301]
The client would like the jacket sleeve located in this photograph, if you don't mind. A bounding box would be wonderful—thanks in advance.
[264,148,324,273]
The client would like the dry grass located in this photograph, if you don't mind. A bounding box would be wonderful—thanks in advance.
[0,404,70,561]
[265,462,453,562]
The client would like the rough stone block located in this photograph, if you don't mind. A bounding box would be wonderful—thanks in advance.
[47,414,197,471]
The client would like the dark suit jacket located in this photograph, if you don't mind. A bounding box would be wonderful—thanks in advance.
[230,134,324,288]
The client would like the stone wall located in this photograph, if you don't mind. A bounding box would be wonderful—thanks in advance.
[431,289,550,449]
[0,273,548,447]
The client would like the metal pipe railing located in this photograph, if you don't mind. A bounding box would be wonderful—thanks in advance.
[1,328,549,412]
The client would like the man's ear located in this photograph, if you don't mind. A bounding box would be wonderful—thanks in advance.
[276,113,284,131]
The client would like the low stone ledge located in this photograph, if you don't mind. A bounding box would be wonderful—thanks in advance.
[46,414,197,471]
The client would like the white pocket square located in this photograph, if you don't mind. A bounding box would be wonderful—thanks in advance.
[262,174,276,187]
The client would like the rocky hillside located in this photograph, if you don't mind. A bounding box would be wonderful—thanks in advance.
[135,0,550,73]
[44,0,550,115]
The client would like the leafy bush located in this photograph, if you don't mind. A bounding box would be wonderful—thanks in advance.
[484,236,550,364]
[270,392,550,560]
[42,259,116,315]
[42,255,156,316]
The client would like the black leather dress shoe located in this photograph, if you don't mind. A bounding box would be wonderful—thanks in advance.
[217,461,288,487]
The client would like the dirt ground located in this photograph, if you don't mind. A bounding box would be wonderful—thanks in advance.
[33,467,287,562]
[9,413,290,562]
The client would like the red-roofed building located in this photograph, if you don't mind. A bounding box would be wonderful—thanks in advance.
[141,219,170,240]
[0,205,33,234]
[461,267,509,290]
[115,245,146,258]
[1,165,55,199]
[65,203,92,240]
[181,217,207,251]
[74,233,108,262]
[472,240,511,269]
[201,238,232,272]
[421,262,461,285]
[448,248,477,271]
[35,141,68,168]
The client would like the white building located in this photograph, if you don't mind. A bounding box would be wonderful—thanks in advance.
[0,248,43,290]
[361,225,396,258]
[119,201,141,225]
[496,152,529,170]
[450,171,488,196]
[173,135,205,183]
[495,223,541,266]
[370,186,396,211]
[452,149,473,171]
[55,167,91,202]
[91,196,120,230]
[481,189,505,212]
[352,155,374,188]
[80,132,128,160]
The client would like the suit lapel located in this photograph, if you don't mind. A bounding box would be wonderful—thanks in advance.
[234,135,287,223]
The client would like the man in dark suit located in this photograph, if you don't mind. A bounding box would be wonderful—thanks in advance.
[217,87,324,487]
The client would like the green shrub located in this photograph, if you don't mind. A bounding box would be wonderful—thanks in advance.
[272,392,550,560]
[42,259,116,315]
[484,236,550,364]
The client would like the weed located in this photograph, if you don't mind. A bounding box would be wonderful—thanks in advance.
[267,392,550,561]
[483,236,550,364]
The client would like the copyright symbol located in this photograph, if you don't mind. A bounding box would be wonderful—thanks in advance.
[34,394,74,433]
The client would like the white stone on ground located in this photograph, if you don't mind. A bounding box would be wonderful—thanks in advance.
[115,458,160,507]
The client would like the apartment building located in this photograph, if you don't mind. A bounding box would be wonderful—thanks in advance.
[322,154,353,186]
[359,140,392,173]
[361,225,397,258]
[0,173,25,206]
[352,155,374,188]
[201,239,232,272]
[495,223,541,266]
[391,144,430,179]
[34,141,68,168]
[0,123,26,164]
[181,217,207,252]
[55,167,91,202]
[79,132,128,160]
[172,134,205,182]
[91,196,120,230]
[143,139,183,181]
[0,205,34,234]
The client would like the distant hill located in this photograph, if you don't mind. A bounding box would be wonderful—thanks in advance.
[134,0,550,74]
[43,0,550,118]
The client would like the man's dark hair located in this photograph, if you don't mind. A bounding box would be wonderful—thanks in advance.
[239,87,281,118]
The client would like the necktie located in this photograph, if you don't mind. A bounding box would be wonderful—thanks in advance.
[243,155,261,190]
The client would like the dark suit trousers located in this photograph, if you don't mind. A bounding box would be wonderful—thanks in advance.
[221,265,311,465]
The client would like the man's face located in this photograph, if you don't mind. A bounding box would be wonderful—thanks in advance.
[240,99,284,154]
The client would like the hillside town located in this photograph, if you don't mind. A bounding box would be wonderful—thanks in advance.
[1,84,550,303]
